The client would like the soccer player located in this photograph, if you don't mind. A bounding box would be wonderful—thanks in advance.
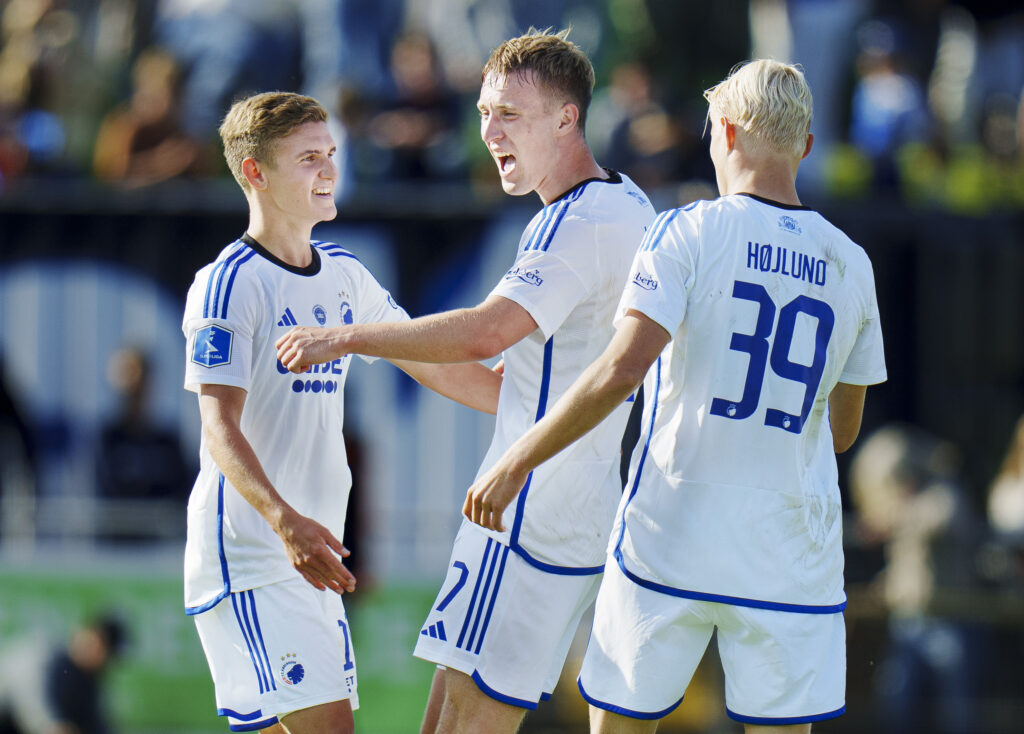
[182,91,501,734]
[275,30,655,734]
[463,59,887,733]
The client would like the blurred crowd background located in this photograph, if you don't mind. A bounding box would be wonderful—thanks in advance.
[0,1,1022,733]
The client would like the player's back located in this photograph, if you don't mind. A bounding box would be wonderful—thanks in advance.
[618,193,885,607]
[648,194,882,495]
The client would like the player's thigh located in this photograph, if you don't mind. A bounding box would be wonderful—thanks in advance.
[437,667,527,734]
[579,560,715,718]
[415,522,600,707]
[194,578,359,728]
[279,698,353,734]
[716,604,845,725]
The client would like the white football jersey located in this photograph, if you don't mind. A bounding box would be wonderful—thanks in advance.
[182,236,407,613]
[478,171,656,572]
[614,194,886,610]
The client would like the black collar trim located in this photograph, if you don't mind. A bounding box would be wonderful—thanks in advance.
[736,192,811,211]
[241,233,322,276]
[550,168,623,204]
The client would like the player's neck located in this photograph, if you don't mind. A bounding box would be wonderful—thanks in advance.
[535,140,606,205]
[245,210,315,267]
[721,161,801,207]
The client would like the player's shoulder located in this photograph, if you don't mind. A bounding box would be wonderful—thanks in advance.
[570,170,655,221]
[189,237,260,294]
[312,240,361,264]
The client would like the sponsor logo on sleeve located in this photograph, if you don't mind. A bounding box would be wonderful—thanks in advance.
[627,190,650,207]
[504,267,543,287]
[632,271,658,291]
[191,325,233,367]
[387,293,400,310]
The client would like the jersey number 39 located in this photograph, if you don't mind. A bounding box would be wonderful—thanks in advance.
[710,280,834,435]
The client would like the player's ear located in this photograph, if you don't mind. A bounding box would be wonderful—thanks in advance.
[242,158,268,190]
[556,102,579,136]
[801,133,814,160]
[723,118,737,151]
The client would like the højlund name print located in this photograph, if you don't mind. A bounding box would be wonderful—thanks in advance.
[746,241,826,286]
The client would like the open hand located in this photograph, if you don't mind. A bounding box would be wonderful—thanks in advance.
[276,511,356,594]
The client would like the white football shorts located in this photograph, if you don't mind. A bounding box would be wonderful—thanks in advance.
[414,521,602,708]
[193,576,359,732]
[578,558,846,725]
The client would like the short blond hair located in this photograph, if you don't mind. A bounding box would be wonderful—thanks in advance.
[703,60,812,158]
[219,91,327,190]
[483,28,594,132]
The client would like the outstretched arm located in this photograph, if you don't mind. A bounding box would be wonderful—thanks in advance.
[391,359,503,414]
[276,295,537,370]
[464,311,670,530]
[198,383,356,594]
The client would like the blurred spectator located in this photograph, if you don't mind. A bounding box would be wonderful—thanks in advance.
[0,614,126,734]
[94,347,190,536]
[0,0,82,181]
[848,18,932,189]
[787,0,870,190]
[987,414,1024,589]
[955,1,1024,145]
[601,61,682,191]
[91,46,208,186]
[849,424,988,734]
[363,30,467,182]
[153,0,303,142]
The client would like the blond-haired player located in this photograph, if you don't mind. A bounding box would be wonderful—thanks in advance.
[276,30,655,734]
[182,91,500,734]
[464,60,887,733]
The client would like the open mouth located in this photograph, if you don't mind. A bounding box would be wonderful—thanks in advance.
[498,154,516,175]
[313,187,333,197]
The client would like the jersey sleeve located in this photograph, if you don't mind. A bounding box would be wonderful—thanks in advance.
[182,264,260,393]
[839,275,887,385]
[615,208,699,336]
[488,215,591,339]
[349,259,410,365]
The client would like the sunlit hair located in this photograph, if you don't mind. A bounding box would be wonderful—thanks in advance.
[703,59,812,158]
[219,91,328,191]
[482,28,594,133]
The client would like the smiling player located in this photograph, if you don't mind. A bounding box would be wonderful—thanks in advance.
[181,92,500,734]
[275,30,656,734]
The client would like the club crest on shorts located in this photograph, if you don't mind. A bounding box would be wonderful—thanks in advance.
[280,653,305,685]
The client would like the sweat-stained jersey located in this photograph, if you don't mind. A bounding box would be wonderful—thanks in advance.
[613,193,886,611]
[181,235,407,614]
[478,170,656,573]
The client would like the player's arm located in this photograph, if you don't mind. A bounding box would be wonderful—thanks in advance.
[389,359,502,414]
[198,383,356,594]
[828,382,867,453]
[276,295,537,370]
[464,310,670,531]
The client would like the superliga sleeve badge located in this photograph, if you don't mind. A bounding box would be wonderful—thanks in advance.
[192,324,234,368]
